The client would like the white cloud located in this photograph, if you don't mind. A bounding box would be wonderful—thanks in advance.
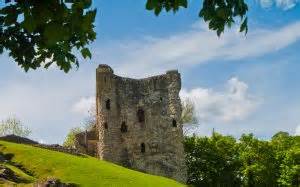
[258,0,299,10]
[180,77,260,123]
[96,21,300,78]
[295,125,300,135]
[260,0,275,8]
[72,96,95,115]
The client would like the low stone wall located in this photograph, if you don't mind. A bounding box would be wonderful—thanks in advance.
[0,135,84,157]
[32,144,84,157]
[0,135,39,145]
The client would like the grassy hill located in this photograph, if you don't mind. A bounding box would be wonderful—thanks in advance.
[0,140,185,187]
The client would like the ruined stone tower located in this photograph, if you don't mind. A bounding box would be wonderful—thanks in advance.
[76,64,186,182]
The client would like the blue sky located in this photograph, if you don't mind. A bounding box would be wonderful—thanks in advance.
[1,0,300,143]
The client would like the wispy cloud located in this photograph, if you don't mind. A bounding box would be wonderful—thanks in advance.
[259,0,300,10]
[95,21,300,78]
[180,77,260,123]
[72,96,95,116]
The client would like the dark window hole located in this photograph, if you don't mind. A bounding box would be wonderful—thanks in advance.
[104,122,108,129]
[137,109,145,123]
[121,122,128,133]
[141,143,145,153]
[106,99,111,110]
[172,119,177,127]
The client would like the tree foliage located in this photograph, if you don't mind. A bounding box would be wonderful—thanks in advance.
[238,134,278,186]
[63,105,96,147]
[181,98,198,125]
[185,132,241,186]
[184,132,300,186]
[0,117,31,137]
[63,127,82,148]
[278,147,300,186]
[146,0,248,36]
[83,105,96,130]
[0,0,248,72]
[0,0,96,72]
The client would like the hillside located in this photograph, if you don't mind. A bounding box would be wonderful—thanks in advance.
[0,141,185,187]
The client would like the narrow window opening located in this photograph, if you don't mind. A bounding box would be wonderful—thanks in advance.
[121,122,128,133]
[137,109,145,123]
[141,143,145,153]
[105,99,111,110]
[104,122,108,129]
[172,119,177,127]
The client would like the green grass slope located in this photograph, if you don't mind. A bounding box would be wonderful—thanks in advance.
[0,141,185,187]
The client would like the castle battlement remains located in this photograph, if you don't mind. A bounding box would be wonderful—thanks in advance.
[76,64,186,182]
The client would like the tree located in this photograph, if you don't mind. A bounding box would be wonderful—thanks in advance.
[181,98,198,125]
[0,0,96,72]
[184,132,299,186]
[82,105,96,130]
[270,131,295,181]
[0,0,248,72]
[271,133,300,186]
[63,105,96,147]
[278,147,300,186]
[0,117,31,137]
[181,98,199,135]
[184,133,242,186]
[238,134,278,186]
[63,127,83,148]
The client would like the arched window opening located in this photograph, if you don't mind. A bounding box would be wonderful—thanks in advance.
[172,119,177,127]
[104,122,108,129]
[121,122,128,133]
[141,143,145,153]
[105,99,111,110]
[137,109,145,123]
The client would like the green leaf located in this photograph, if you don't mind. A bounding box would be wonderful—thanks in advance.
[217,29,222,37]
[147,0,187,16]
[240,17,248,34]
[179,0,188,8]
[154,5,162,16]
[44,61,53,69]
[81,48,91,59]
[83,0,92,9]
[22,15,36,33]
[146,0,157,10]
[82,9,96,31]
[216,8,227,20]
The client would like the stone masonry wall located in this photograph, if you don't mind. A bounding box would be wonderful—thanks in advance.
[95,64,186,182]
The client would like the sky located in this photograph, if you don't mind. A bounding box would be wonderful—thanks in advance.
[1,0,300,144]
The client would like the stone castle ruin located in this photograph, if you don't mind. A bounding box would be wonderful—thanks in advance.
[75,64,186,182]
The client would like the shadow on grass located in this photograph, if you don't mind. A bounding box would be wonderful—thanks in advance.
[0,144,79,186]
[0,144,35,183]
